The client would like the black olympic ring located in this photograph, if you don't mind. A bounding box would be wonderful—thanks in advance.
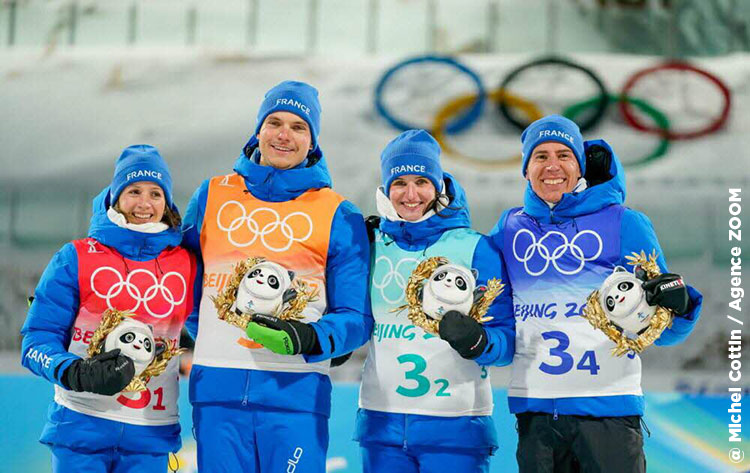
[497,56,610,133]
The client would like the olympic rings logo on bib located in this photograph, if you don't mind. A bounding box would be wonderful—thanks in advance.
[512,229,603,276]
[216,201,314,252]
[372,256,420,304]
[90,267,187,319]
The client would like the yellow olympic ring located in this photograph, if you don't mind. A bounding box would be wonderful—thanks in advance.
[432,89,543,170]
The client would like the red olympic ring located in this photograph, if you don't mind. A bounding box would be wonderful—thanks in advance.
[619,61,731,140]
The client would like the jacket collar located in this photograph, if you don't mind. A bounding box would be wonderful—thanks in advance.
[88,188,182,259]
[234,136,332,202]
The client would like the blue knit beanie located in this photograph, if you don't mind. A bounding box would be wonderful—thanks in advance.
[380,129,443,193]
[110,144,173,207]
[254,81,321,153]
[521,115,585,176]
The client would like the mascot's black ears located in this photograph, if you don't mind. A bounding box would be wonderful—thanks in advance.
[288,271,295,281]
[471,269,479,280]
[282,288,298,304]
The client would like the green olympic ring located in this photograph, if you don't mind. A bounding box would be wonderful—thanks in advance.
[562,95,670,167]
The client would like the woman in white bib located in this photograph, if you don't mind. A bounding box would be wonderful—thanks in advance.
[355,129,516,473]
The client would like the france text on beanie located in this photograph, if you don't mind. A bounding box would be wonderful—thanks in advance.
[110,144,173,207]
[521,115,585,176]
[254,81,322,152]
[380,129,443,193]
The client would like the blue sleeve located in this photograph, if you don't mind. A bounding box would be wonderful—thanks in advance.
[20,243,82,387]
[306,201,374,363]
[182,180,209,339]
[488,208,513,251]
[185,257,203,340]
[472,235,516,367]
[620,208,702,346]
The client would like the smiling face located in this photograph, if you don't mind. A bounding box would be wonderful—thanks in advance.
[257,111,312,170]
[388,174,437,222]
[116,181,166,224]
[526,142,581,203]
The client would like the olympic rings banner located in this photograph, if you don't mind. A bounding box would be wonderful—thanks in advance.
[374,55,732,170]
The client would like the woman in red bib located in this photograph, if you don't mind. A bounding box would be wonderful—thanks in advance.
[20,145,198,473]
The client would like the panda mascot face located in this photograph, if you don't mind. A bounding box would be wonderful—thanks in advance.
[598,266,656,334]
[104,318,155,376]
[421,264,477,321]
[235,261,294,317]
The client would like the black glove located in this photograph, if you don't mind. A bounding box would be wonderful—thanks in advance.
[330,352,353,368]
[642,273,690,316]
[364,215,381,243]
[63,349,135,396]
[584,144,612,187]
[438,311,488,360]
[245,313,321,355]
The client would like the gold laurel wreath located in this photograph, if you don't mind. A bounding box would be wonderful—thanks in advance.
[212,256,319,331]
[394,256,505,335]
[582,250,674,357]
[88,308,186,392]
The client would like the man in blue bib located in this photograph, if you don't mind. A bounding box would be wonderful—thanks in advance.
[490,115,703,473]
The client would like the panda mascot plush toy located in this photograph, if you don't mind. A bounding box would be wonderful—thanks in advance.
[104,318,157,377]
[421,263,483,321]
[234,261,298,317]
[598,266,656,334]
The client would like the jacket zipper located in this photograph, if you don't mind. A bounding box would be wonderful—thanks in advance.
[403,414,408,451]
[241,371,251,406]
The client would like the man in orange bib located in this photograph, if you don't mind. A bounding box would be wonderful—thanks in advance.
[182,81,372,473]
